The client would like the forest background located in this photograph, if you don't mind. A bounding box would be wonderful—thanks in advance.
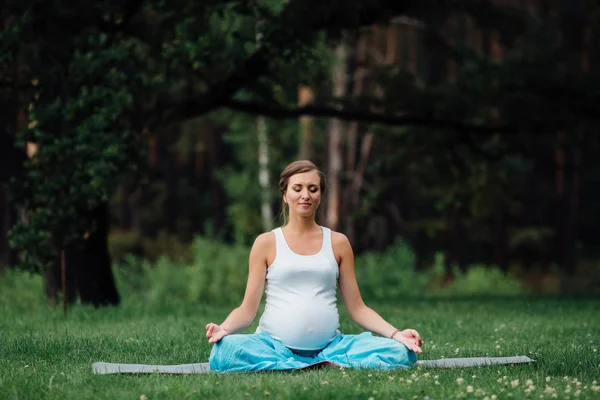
[1,0,600,308]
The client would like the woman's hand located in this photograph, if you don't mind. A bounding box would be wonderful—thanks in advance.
[205,323,229,344]
[393,329,423,353]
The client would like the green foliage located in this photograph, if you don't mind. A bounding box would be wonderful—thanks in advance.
[107,236,534,309]
[438,265,526,297]
[114,237,250,307]
[0,269,45,313]
[108,230,193,264]
[5,0,332,271]
[354,240,430,299]
[8,20,147,271]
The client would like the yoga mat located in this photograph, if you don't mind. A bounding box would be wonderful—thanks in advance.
[92,356,534,375]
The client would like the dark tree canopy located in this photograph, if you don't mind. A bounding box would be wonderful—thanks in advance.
[1,0,599,302]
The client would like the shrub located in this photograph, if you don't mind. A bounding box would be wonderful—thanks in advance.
[0,270,45,312]
[354,240,429,300]
[114,236,249,307]
[108,230,192,264]
[113,236,529,307]
[435,264,526,296]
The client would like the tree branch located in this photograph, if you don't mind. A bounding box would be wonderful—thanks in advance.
[172,0,419,118]
[164,0,527,126]
[222,99,514,134]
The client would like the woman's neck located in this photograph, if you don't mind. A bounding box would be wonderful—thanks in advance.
[284,215,319,234]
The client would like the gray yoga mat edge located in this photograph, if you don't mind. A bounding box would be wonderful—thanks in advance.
[92,356,535,374]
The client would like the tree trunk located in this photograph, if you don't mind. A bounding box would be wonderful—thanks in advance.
[554,140,567,272]
[445,210,463,273]
[494,209,508,271]
[44,201,120,307]
[344,30,372,244]
[75,202,120,306]
[0,185,16,274]
[348,133,373,243]
[563,146,581,274]
[163,130,177,234]
[254,20,273,232]
[326,41,347,231]
[298,85,314,160]
[0,104,26,274]
[327,119,343,231]
[206,127,226,234]
[118,176,133,231]
[257,116,273,231]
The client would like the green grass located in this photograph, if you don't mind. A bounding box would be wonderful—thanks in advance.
[1,276,599,399]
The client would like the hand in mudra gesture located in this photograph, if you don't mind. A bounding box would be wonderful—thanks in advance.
[206,323,229,344]
[393,329,423,353]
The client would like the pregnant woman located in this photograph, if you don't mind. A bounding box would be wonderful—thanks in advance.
[206,160,422,372]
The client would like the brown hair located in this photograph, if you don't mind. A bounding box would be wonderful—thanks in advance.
[279,160,326,225]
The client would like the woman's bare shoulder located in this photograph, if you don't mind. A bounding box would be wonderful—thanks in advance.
[329,229,350,246]
[251,231,277,266]
[252,231,276,251]
[326,229,352,264]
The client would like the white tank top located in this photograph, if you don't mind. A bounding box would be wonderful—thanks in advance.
[256,226,340,351]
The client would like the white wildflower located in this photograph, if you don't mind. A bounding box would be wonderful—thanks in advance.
[457,377,464,385]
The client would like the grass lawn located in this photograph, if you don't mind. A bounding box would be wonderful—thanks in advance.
[1,294,599,399]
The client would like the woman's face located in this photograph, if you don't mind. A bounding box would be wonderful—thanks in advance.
[284,170,322,218]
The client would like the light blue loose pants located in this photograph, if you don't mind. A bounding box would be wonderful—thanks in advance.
[209,332,417,373]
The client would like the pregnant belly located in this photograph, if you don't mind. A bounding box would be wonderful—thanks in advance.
[263,301,339,350]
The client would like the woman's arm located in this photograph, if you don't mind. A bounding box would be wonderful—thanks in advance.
[335,232,423,353]
[205,232,271,343]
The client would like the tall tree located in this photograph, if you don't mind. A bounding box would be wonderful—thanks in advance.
[326,41,347,231]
